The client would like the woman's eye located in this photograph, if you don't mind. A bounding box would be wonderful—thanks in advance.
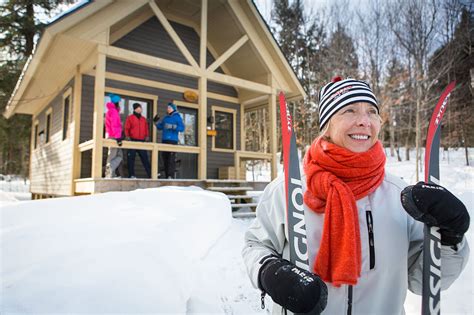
[344,108,355,113]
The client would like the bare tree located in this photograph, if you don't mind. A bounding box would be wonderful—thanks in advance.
[388,0,439,180]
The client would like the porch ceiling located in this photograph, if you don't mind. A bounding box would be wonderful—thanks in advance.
[15,34,95,116]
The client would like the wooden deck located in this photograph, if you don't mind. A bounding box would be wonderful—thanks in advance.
[74,178,269,194]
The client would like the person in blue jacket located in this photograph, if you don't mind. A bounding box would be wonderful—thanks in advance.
[153,102,185,178]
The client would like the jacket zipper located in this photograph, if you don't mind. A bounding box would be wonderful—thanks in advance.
[366,210,375,269]
[347,285,353,315]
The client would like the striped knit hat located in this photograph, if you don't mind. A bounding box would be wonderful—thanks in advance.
[318,77,378,130]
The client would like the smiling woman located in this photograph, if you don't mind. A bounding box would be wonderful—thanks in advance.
[242,76,470,315]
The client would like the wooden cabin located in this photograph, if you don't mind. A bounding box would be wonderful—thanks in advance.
[3,0,305,198]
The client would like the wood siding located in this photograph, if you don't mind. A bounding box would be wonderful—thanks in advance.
[30,80,74,196]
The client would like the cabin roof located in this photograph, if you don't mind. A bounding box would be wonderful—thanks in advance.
[4,0,306,119]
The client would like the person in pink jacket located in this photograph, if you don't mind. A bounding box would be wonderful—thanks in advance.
[104,94,123,178]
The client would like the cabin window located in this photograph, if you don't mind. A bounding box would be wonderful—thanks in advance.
[62,93,71,140]
[244,106,269,153]
[45,110,52,144]
[178,108,198,146]
[212,106,237,151]
[33,122,39,149]
[103,92,154,140]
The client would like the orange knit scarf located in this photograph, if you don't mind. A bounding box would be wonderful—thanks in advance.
[303,138,386,286]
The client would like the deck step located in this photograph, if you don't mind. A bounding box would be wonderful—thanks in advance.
[231,203,258,208]
[227,195,254,199]
[206,179,248,183]
[207,186,254,192]
[233,212,257,219]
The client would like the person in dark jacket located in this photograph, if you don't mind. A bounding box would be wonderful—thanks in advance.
[154,102,185,179]
[125,103,151,178]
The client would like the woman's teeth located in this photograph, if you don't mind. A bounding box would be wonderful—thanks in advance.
[350,134,369,140]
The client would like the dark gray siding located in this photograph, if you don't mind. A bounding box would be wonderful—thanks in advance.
[80,75,95,143]
[206,98,241,179]
[107,59,198,89]
[111,17,237,97]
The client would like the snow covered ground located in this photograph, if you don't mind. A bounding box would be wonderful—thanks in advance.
[0,148,472,314]
[0,175,30,207]
[386,148,474,315]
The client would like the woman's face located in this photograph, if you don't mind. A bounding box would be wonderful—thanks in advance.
[325,102,381,153]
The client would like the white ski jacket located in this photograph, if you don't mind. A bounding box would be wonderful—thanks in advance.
[242,172,469,315]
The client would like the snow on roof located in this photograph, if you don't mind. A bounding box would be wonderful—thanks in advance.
[46,0,92,26]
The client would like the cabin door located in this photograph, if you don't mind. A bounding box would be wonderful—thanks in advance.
[175,106,198,179]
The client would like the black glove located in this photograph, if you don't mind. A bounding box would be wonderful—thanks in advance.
[259,257,327,314]
[116,138,122,147]
[401,182,470,246]
[153,115,160,123]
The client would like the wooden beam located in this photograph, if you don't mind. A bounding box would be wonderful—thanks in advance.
[148,0,199,69]
[241,94,268,107]
[102,139,200,153]
[269,86,278,180]
[65,0,147,41]
[91,51,106,179]
[198,77,207,180]
[200,0,207,70]
[71,65,83,195]
[29,116,36,189]
[227,1,296,95]
[105,45,199,77]
[240,102,245,153]
[237,151,272,160]
[105,71,239,104]
[151,146,158,180]
[207,71,272,94]
[79,140,94,152]
[207,35,248,73]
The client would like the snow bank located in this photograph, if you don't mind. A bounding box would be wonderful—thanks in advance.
[1,186,232,313]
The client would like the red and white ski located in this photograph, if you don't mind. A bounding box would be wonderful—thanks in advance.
[422,81,456,315]
[278,92,309,270]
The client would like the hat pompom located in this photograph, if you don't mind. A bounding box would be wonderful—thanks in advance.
[332,76,343,82]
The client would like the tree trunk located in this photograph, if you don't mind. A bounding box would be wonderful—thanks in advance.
[389,105,395,157]
[415,86,421,181]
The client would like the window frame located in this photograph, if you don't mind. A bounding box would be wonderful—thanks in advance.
[104,87,158,142]
[211,106,237,153]
[45,107,53,146]
[61,87,72,141]
[33,120,39,150]
[173,100,199,147]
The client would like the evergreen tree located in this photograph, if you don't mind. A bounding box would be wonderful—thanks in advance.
[272,0,327,148]
[0,0,73,175]
[429,7,473,165]
[323,23,359,79]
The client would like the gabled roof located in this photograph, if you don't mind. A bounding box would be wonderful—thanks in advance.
[4,0,305,119]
